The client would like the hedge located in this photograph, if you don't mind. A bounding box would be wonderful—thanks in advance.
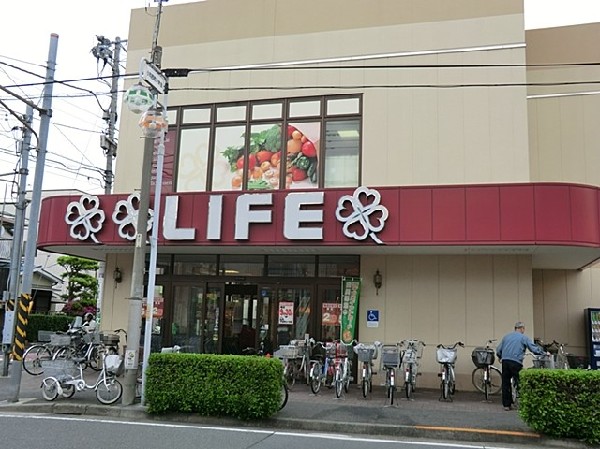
[25,314,72,342]
[519,368,600,445]
[145,353,284,420]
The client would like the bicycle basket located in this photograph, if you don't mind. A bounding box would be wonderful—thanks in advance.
[37,330,53,343]
[381,345,401,368]
[104,354,124,375]
[100,332,121,346]
[436,347,458,364]
[471,347,495,368]
[325,342,348,358]
[83,332,100,344]
[274,345,301,359]
[402,348,418,363]
[50,333,72,346]
[532,354,554,369]
[355,346,376,362]
[41,359,78,380]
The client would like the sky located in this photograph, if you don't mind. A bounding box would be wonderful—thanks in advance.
[2,0,600,199]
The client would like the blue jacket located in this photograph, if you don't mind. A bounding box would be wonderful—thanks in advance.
[496,331,544,365]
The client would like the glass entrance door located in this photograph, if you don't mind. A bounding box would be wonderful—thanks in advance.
[274,287,312,348]
[171,284,203,352]
[223,284,259,354]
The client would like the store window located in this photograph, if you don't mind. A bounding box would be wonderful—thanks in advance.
[175,95,361,192]
[219,255,265,276]
[173,255,217,275]
[267,255,316,277]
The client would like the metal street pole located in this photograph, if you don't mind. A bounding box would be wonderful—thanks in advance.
[0,106,32,377]
[7,33,58,402]
[141,90,168,405]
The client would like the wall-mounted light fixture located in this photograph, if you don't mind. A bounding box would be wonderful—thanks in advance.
[113,267,123,283]
[373,269,383,295]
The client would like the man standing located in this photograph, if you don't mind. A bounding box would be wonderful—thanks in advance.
[496,321,546,411]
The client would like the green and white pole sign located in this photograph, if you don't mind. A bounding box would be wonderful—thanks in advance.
[340,277,361,344]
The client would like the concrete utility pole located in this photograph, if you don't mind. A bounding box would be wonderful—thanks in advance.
[122,0,168,405]
[7,34,58,402]
[0,106,33,377]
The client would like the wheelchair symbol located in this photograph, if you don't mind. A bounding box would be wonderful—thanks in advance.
[367,310,379,322]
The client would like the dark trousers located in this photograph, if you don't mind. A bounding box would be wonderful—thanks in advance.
[501,359,522,407]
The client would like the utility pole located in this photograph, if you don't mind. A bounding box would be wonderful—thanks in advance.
[6,34,58,402]
[93,36,124,325]
[0,106,32,377]
[122,0,168,405]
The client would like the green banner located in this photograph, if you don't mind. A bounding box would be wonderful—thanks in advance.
[340,277,361,344]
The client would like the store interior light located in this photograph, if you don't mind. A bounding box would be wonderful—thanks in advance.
[337,129,359,138]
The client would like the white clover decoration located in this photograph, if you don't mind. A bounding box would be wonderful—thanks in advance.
[65,195,105,243]
[112,193,154,241]
[335,186,388,244]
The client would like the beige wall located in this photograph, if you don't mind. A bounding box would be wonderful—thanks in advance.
[116,0,529,193]
[99,253,133,333]
[527,24,600,185]
[533,267,600,358]
[359,254,534,389]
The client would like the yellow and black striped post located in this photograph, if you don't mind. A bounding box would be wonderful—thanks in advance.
[11,294,33,361]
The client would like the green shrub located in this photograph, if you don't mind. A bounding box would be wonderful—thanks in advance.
[145,353,283,420]
[25,314,72,342]
[519,368,600,445]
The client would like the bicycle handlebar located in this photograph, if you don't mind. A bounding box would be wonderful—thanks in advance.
[436,341,464,349]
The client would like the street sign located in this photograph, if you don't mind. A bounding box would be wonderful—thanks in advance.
[140,59,167,93]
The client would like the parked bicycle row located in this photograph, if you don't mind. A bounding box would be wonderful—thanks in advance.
[22,326,125,376]
[272,336,575,405]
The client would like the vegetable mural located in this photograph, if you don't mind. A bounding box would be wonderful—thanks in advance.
[221,123,320,190]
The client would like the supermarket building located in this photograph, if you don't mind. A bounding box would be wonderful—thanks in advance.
[37,0,600,389]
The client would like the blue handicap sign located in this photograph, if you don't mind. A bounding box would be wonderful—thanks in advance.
[367,310,379,322]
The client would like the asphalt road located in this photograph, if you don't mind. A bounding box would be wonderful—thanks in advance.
[0,413,534,449]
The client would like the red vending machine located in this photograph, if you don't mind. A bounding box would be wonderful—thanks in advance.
[585,308,600,370]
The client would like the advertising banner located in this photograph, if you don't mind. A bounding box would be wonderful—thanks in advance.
[340,277,361,344]
[322,302,341,326]
[278,301,294,325]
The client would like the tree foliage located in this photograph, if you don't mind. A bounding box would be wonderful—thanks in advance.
[57,256,99,315]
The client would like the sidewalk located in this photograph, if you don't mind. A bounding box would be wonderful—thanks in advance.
[0,361,588,448]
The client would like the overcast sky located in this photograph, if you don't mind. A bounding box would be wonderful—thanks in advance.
[1,0,600,196]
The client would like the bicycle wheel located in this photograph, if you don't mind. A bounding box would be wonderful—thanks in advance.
[87,345,102,371]
[23,345,52,376]
[309,361,322,394]
[511,377,518,408]
[343,360,351,393]
[471,368,486,393]
[489,365,502,395]
[279,383,289,410]
[449,366,456,396]
[41,378,59,401]
[61,384,76,398]
[334,366,343,398]
[441,366,450,400]
[96,378,123,404]
[361,363,369,398]
[405,366,414,399]
[387,369,396,405]
[283,361,295,387]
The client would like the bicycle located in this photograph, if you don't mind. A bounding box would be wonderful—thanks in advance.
[23,330,82,376]
[52,328,104,371]
[471,339,502,401]
[400,339,426,400]
[353,341,380,398]
[309,341,334,395]
[331,340,352,398]
[276,338,311,387]
[535,339,570,369]
[40,350,123,404]
[380,343,402,405]
[436,341,464,401]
